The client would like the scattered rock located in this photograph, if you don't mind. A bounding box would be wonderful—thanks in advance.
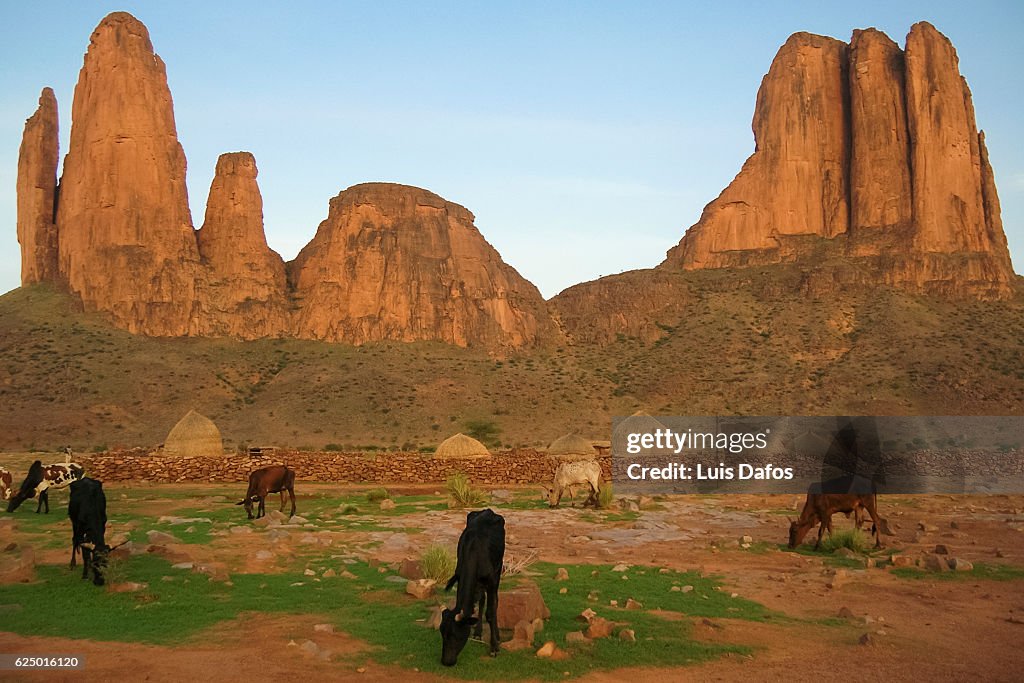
[833,547,858,559]
[923,555,950,573]
[585,617,615,639]
[838,607,856,619]
[577,608,597,623]
[625,598,643,610]
[146,530,180,544]
[314,623,334,633]
[934,544,949,555]
[670,586,681,592]
[171,562,193,570]
[254,550,274,561]
[826,569,849,589]
[917,522,939,533]
[618,628,636,642]
[890,555,915,568]
[322,569,336,578]
[948,558,973,572]
[289,515,308,524]
[303,569,316,576]
[513,620,535,645]
[555,567,570,581]
[536,641,557,658]
[398,558,422,580]
[612,564,629,572]
[565,631,589,645]
[741,535,753,544]
[405,579,436,600]
[558,587,568,594]
[379,499,396,511]
[859,633,874,646]
[497,581,550,629]
[230,525,253,535]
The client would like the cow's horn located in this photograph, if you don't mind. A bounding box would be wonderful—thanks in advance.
[454,612,463,622]
[80,542,95,550]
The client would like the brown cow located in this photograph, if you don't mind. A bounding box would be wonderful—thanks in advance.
[788,492,890,550]
[235,465,296,519]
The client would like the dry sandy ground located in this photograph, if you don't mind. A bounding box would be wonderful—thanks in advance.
[1,486,1022,682]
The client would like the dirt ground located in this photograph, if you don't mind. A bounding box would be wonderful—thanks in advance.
[1,483,1022,682]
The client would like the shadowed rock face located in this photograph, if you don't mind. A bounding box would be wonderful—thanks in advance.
[661,22,1015,299]
[17,88,59,285]
[289,183,554,350]
[195,153,290,339]
[54,11,203,336]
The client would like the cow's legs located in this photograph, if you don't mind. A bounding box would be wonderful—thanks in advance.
[279,491,285,512]
[42,490,49,514]
[288,485,296,517]
[473,588,485,640]
[81,546,91,580]
[864,505,884,548]
[257,495,266,519]
[486,585,500,656]
[69,542,78,569]
[814,519,827,550]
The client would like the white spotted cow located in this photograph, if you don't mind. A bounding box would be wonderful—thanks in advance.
[7,460,85,513]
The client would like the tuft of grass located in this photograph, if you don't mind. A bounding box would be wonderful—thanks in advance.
[597,482,615,509]
[365,487,389,503]
[339,504,359,515]
[445,472,488,508]
[419,544,456,583]
[817,529,870,554]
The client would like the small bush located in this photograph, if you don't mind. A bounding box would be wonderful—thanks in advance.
[339,504,359,515]
[420,545,456,583]
[597,482,615,509]
[365,488,389,503]
[446,472,488,508]
[819,528,870,554]
[323,443,343,452]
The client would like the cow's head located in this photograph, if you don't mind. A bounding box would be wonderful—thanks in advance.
[234,495,258,519]
[787,517,813,548]
[6,489,31,513]
[543,487,559,507]
[439,608,478,666]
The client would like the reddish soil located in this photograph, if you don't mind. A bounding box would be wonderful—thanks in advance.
[1,487,1022,682]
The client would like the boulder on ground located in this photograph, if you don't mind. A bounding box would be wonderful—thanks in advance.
[399,558,422,580]
[405,579,436,599]
[497,581,550,629]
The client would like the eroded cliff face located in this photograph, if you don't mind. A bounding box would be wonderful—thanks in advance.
[661,22,1015,298]
[289,183,554,350]
[195,153,291,338]
[54,11,203,335]
[16,88,59,285]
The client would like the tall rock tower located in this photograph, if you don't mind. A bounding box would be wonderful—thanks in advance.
[55,12,203,335]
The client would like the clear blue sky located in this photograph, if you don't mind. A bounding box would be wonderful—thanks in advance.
[1,1,1021,298]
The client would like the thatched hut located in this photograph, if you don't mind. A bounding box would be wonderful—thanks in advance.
[547,433,598,460]
[435,433,490,459]
[164,410,224,457]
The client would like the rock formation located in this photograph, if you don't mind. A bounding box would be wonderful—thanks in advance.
[289,183,553,349]
[196,152,290,338]
[16,88,59,285]
[55,11,203,335]
[662,22,1015,298]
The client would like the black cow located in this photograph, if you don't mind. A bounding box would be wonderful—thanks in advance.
[68,477,109,586]
[235,465,296,519]
[7,460,85,513]
[440,508,505,666]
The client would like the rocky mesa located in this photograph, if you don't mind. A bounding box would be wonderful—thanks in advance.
[14,15,1019,352]
[660,22,1015,299]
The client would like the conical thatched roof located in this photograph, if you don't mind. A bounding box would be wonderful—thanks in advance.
[435,433,491,459]
[547,433,597,459]
[164,410,223,457]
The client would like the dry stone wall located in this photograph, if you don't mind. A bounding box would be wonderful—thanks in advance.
[78,449,613,485]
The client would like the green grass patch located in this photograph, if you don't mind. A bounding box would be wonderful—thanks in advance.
[891,562,1024,582]
[0,555,772,680]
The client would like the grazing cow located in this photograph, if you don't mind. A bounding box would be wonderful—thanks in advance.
[0,467,12,502]
[68,477,109,586]
[235,465,296,519]
[788,492,890,550]
[440,509,506,666]
[545,460,602,508]
[7,460,85,513]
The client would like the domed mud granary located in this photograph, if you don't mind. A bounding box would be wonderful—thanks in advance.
[435,433,490,459]
[547,433,597,460]
[163,409,224,457]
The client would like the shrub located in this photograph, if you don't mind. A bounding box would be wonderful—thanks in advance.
[339,504,359,515]
[419,545,457,583]
[446,472,488,508]
[819,528,870,554]
[323,443,343,452]
[464,419,501,445]
[597,482,615,509]
[365,487,389,503]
